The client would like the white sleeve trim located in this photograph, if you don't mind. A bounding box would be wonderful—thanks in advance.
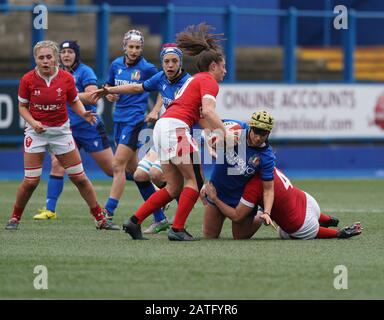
[72,96,80,103]
[202,94,216,102]
[240,197,255,208]
[18,96,29,104]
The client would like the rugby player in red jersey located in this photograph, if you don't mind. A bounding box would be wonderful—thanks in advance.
[204,168,362,239]
[123,23,235,241]
[5,40,115,231]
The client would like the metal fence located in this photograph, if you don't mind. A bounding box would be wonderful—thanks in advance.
[1,2,380,84]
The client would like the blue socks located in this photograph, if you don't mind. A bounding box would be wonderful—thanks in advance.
[105,197,119,216]
[46,175,64,212]
[125,172,134,181]
[135,180,166,222]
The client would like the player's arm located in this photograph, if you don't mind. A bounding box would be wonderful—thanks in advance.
[69,98,97,125]
[78,84,99,105]
[204,182,252,222]
[106,83,144,95]
[18,102,45,133]
[201,97,225,133]
[260,180,274,225]
[201,99,238,147]
[198,117,214,131]
[145,93,162,123]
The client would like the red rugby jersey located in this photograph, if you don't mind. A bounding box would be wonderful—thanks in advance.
[241,168,307,234]
[18,68,79,127]
[162,72,219,128]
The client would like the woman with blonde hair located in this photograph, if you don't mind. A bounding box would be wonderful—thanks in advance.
[5,40,114,230]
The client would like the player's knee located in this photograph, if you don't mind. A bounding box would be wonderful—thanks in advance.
[232,233,250,240]
[23,177,40,191]
[165,182,183,198]
[149,168,164,187]
[232,225,254,240]
[202,224,220,239]
[133,168,150,182]
[69,173,88,187]
[51,157,65,176]
[112,158,126,174]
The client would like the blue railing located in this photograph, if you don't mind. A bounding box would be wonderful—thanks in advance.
[0,3,376,84]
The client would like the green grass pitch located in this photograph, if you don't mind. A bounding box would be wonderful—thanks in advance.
[0,179,383,299]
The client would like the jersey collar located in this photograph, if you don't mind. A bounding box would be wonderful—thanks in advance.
[35,66,59,87]
[167,69,187,84]
[124,55,143,67]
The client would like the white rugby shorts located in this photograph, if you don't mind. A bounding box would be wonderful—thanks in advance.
[24,120,76,155]
[153,118,198,161]
[278,192,320,240]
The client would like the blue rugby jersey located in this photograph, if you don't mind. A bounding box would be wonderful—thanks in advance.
[67,63,98,126]
[142,69,190,110]
[210,120,276,207]
[106,56,158,123]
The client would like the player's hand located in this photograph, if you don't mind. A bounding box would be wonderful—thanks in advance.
[199,184,208,206]
[204,182,217,201]
[225,129,240,149]
[82,110,97,125]
[106,93,119,102]
[32,121,46,134]
[145,110,158,123]
[90,87,109,101]
[260,212,273,226]
[86,91,101,105]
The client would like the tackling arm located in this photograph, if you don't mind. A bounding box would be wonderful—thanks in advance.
[260,180,274,225]
[204,182,252,222]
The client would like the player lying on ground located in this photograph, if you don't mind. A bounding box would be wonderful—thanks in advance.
[203,167,362,239]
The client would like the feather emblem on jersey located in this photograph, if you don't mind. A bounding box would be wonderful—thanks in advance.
[131,70,141,81]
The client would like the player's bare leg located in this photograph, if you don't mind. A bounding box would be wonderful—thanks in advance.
[34,154,64,220]
[90,147,114,177]
[232,215,263,239]
[6,152,45,230]
[109,144,136,201]
[202,203,226,239]
[55,149,117,230]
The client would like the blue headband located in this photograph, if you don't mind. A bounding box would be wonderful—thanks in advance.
[160,46,183,67]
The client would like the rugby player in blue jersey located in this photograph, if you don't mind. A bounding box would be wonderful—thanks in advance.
[33,40,118,230]
[201,111,276,238]
[99,30,170,225]
[92,43,191,233]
